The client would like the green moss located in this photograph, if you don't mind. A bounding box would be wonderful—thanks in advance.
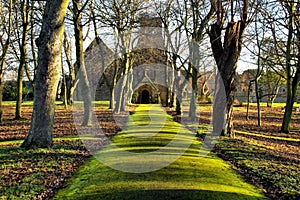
[54,105,266,200]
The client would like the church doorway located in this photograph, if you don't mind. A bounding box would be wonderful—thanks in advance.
[141,90,150,104]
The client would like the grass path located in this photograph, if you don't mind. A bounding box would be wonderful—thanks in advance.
[53,104,267,200]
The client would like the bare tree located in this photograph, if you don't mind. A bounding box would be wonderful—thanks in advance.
[71,0,93,125]
[157,0,214,117]
[209,0,250,137]
[155,0,186,113]
[22,0,69,148]
[182,0,214,121]
[279,0,300,133]
[0,0,13,123]
[14,0,30,119]
[62,32,76,105]
[258,0,300,132]
[94,0,142,113]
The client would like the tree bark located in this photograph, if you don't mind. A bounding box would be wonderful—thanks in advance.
[255,80,261,126]
[15,0,30,120]
[62,32,75,105]
[0,0,13,123]
[281,67,300,133]
[22,0,69,148]
[0,70,4,123]
[246,81,253,120]
[72,0,92,126]
[115,55,130,113]
[28,0,38,89]
[281,2,295,133]
[209,20,247,137]
[281,1,300,133]
[189,65,198,121]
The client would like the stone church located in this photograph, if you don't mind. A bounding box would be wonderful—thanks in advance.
[84,17,173,106]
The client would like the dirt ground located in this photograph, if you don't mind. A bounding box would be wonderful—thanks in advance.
[0,103,299,199]
[198,104,300,161]
[1,103,299,162]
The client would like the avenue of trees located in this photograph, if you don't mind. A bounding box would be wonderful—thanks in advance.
[0,0,299,147]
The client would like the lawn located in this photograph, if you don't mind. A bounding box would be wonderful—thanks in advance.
[215,138,300,199]
[0,139,89,199]
[53,105,266,200]
[0,101,299,199]
[0,101,114,199]
[193,103,300,199]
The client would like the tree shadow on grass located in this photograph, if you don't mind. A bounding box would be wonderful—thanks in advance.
[75,189,267,200]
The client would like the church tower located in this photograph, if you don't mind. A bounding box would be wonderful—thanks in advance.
[131,16,169,106]
[136,16,164,49]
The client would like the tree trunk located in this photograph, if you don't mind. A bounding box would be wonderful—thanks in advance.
[209,21,247,137]
[267,96,272,108]
[0,75,4,123]
[255,80,261,126]
[281,79,293,133]
[15,0,29,119]
[115,67,128,113]
[175,72,189,115]
[175,93,182,115]
[107,55,118,110]
[22,0,69,148]
[61,55,68,108]
[72,0,92,126]
[212,72,226,136]
[281,67,300,133]
[189,66,198,121]
[281,3,296,133]
[246,81,252,120]
[78,65,93,126]
[0,0,13,123]
[63,32,75,105]
[15,64,24,119]
[29,0,37,89]
[115,41,131,113]
[267,83,280,108]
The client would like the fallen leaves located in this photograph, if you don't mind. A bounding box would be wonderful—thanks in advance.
[0,104,120,199]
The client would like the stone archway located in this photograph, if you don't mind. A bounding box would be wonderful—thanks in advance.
[141,90,150,104]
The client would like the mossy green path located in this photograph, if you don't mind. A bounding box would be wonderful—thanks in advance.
[53,104,267,200]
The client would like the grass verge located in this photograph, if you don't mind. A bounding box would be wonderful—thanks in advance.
[0,138,89,199]
[53,104,266,200]
[215,138,300,199]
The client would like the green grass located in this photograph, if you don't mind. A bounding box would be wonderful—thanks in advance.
[2,101,34,106]
[0,138,88,199]
[0,136,80,145]
[216,138,300,199]
[2,100,111,107]
[53,104,266,200]
[235,130,300,142]
[239,102,300,108]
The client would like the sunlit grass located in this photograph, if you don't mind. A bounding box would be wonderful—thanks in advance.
[2,101,34,106]
[1,100,111,108]
[216,138,300,199]
[54,104,266,200]
[235,130,300,142]
[0,138,88,199]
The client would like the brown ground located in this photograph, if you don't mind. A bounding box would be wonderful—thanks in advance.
[0,104,120,199]
[0,103,299,199]
[197,104,300,161]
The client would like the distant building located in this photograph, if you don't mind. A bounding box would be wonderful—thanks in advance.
[85,16,170,106]
[235,69,300,103]
[83,17,300,106]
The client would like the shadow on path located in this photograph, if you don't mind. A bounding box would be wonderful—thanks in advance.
[53,105,267,200]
